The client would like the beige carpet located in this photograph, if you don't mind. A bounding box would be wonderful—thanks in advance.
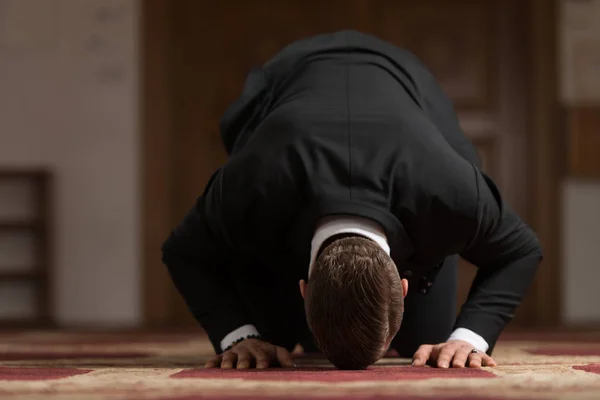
[0,331,599,399]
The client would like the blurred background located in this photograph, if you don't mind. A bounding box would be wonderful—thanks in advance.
[0,0,597,334]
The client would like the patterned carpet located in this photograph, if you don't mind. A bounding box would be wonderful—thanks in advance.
[0,331,600,399]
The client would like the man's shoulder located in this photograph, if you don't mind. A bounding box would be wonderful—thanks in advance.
[264,30,424,73]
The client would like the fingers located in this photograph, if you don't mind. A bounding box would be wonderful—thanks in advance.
[206,341,298,370]
[235,347,253,370]
[411,340,498,369]
[479,353,497,368]
[204,355,222,368]
[435,344,457,368]
[253,348,271,369]
[468,350,483,368]
[221,351,238,369]
[451,346,471,369]
[466,351,496,368]
[452,348,496,368]
[209,348,266,370]
[412,344,433,367]
[275,346,295,368]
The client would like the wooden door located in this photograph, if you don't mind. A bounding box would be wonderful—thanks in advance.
[367,1,532,322]
[147,0,533,327]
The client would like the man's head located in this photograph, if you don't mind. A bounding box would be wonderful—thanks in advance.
[300,235,408,370]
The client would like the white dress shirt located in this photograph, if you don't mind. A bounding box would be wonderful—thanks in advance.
[220,216,489,353]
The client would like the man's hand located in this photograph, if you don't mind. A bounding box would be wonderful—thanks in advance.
[204,338,295,369]
[412,340,497,368]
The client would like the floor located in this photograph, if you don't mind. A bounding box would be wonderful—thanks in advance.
[0,331,600,399]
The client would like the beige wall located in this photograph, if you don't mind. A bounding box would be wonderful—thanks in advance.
[563,180,600,324]
[559,0,600,324]
[0,0,140,327]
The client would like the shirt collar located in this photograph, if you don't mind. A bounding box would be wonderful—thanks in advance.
[308,215,390,278]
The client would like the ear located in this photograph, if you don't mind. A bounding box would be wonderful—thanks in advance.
[299,279,307,299]
[401,278,409,298]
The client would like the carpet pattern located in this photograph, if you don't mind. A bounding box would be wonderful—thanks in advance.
[0,331,599,399]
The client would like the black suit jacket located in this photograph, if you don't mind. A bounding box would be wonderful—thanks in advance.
[162,31,542,354]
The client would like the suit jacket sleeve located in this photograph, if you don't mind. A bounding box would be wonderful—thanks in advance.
[161,172,251,353]
[457,168,543,353]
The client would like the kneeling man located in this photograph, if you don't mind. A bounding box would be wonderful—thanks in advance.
[162,31,542,370]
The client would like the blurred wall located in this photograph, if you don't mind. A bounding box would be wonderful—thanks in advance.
[0,0,140,327]
[559,0,600,324]
[0,0,597,329]
[563,181,600,323]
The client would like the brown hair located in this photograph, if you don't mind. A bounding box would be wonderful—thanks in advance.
[304,236,404,370]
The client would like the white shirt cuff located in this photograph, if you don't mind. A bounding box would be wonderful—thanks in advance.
[220,324,260,352]
[447,328,489,353]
